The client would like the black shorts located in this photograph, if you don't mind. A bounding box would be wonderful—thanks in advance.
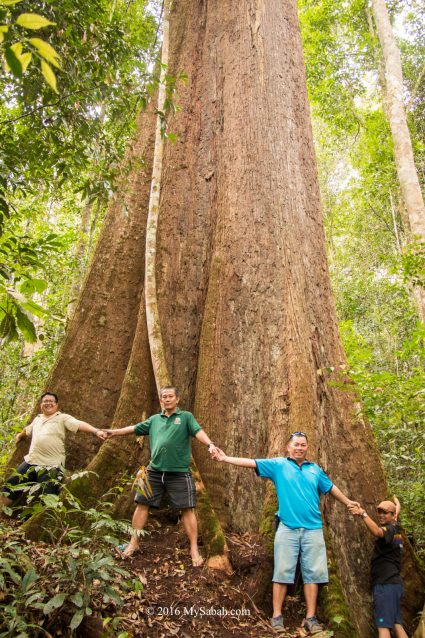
[373,583,404,628]
[2,462,64,501]
[134,467,196,510]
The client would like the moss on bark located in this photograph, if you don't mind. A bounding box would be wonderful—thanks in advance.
[319,531,359,638]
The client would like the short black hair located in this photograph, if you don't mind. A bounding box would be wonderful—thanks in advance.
[40,392,59,403]
[160,386,180,397]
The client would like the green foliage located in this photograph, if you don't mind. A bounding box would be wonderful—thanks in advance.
[0,0,160,343]
[0,483,138,637]
[300,0,425,558]
[0,1,61,92]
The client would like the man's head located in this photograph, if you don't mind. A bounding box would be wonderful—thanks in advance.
[160,386,180,413]
[286,432,308,465]
[40,392,59,416]
[377,500,397,525]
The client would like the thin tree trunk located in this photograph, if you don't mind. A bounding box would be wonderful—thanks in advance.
[145,0,171,394]
[143,0,230,569]
[67,200,92,320]
[371,0,425,321]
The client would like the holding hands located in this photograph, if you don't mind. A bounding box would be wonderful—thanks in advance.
[210,446,227,461]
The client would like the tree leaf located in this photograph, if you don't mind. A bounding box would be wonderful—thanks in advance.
[15,306,37,343]
[21,568,37,593]
[41,59,58,93]
[29,37,61,68]
[1,0,22,5]
[0,313,18,343]
[10,41,23,56]
[0,25,8,44]
[5,45,22,77]
[19,278,48,295]
[69,592,83,607]
[43,592,67,614]
[16,13,56,30]
[69,607,85,630]
[20,51,32,72]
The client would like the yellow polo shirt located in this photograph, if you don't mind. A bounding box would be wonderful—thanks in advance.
[24,411,84,468]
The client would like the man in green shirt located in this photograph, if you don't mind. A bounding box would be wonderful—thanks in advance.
[103,386,217,565]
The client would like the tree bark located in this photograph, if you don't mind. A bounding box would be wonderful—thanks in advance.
[2,105,158,480]
[371,0,425,322]
[11,0,425,634]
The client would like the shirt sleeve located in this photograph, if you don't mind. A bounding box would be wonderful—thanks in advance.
[255,458,279,480]
[25,417,36,436]
[186,412,202,436]
[381,524,396,544]
[317,466,333,494]
[134,417,152,436]
[62,413,85,433]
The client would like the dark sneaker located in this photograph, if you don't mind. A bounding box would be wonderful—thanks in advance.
[304,616,324,635]
[271,615,286,632]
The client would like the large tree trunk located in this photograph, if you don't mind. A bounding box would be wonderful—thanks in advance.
[2,106,157,480]
[371,0,425,322]
[12,0,425,635]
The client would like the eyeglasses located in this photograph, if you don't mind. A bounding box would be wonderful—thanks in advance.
[289,431,308,440]
[377,508,395,515]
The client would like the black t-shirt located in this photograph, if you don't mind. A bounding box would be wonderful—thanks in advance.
[371,522,403,586]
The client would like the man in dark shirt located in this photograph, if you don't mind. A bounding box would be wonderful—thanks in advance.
[350,497,408,638]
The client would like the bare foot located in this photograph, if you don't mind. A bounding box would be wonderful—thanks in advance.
[118,543,140,558]
[191,553,204,567]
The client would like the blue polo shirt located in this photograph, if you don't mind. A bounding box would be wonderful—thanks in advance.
[255,457,333,529]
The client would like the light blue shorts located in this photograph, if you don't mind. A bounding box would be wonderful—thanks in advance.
[273,522,329,584]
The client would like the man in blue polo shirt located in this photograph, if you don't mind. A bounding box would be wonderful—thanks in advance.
[213,432,358,634]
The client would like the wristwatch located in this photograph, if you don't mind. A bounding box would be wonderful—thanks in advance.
[361,511,368,519]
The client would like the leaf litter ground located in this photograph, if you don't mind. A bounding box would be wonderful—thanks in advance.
[97,510,333,638]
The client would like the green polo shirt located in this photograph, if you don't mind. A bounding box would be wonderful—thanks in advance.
[134,408,202,472]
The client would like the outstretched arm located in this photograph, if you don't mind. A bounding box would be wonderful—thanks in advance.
[349,503,384,538]
[330,484,359,509]
[211,447,256,468]
[77,422,107,440]
[101,425,137,438]
[194,429,218,455]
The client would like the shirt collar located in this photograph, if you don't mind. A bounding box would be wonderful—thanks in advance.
[161,407,182,417]
[287,457,313,466]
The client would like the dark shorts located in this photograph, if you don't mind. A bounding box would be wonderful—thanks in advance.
[373,583,404,628]
[2,462,64,501]
[134,467,196,510]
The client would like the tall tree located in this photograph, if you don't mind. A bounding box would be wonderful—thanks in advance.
[371,0,425,321]
[10,1,424,635]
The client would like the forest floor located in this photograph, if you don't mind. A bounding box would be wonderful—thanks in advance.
[2,509,335,638]
[89,510,334,638]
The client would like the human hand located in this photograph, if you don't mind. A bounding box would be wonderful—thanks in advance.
[346,499,360,510]
[96,429,108,440]
[211,446,226,462]
[100,429,115,439]
[348,503,362,516]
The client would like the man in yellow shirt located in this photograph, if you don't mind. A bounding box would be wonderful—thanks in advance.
[1,392,106,508]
